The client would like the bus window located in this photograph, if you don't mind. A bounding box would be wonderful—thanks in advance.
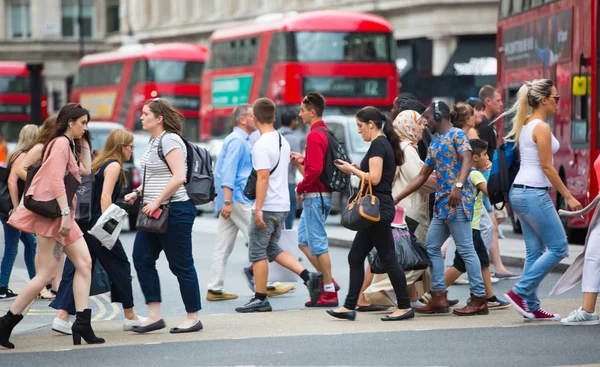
[74,62,124,87]
[0,76,29,93]
[147,60,203,84]
[571,88,589,145]
[206,37,261,69]
[293,32,392,63]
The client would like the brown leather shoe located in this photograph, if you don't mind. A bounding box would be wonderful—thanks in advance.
[453,294,489,316]
[414,290,451,314]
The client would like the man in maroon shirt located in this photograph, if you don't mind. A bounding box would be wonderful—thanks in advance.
[291,92,337,307]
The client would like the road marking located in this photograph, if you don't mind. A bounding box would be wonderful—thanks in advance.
[101,293,120,321]
[144,342,162,345]
[91,295,106,321]
[54,349,72,352]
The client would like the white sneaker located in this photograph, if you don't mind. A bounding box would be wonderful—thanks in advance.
[123,315,148,331]
[491,277,500,284]
[561,307,600,326]
[453,278,470,285]
[52,317,73,335]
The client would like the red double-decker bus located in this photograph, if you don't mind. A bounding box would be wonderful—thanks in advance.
[0,62,48,141]
[70,43,208,140]
[201,10,398,141]
[497,0,598,239]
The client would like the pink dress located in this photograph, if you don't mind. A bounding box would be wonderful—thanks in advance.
[8,136,82,246]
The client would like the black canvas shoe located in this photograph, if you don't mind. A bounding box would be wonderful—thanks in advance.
[0,287,17,302]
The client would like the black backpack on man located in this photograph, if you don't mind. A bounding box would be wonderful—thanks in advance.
[316,127,350,192]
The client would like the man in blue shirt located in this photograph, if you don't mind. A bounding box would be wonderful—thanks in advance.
[393,101,486,316]
[207,104,256,301]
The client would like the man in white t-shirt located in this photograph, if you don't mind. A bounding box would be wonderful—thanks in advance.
[235,98,323,313]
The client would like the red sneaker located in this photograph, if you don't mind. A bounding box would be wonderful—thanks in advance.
[526,308,560,322]
[305,291,339,307]
[504,290,534,319]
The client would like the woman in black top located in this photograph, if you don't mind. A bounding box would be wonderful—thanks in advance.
[50,129,145,334]
[328,106,413,322]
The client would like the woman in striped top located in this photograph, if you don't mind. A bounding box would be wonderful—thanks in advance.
[124,98,202,334]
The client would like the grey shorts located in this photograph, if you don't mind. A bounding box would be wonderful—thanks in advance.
[248,210,288,263]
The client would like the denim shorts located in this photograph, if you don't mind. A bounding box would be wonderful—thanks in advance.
[248,210,287,263]
[298,196,331,256]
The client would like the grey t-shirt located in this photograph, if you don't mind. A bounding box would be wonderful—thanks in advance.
[278,127,301,184]
[141,132,189,204]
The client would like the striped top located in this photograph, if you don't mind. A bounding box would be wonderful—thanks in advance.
[140,132,188,204]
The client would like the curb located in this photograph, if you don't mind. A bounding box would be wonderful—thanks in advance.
[327,238,570,274]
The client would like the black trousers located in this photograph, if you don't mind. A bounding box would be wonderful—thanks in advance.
[50,222,134,314]
[344,220,411,310]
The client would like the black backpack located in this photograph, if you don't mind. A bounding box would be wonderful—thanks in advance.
[158,133,216,205]
[316,127,350,192]
[487,142,520,209]
[0,152,23,217]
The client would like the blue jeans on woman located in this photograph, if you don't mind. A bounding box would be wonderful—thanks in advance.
[0,216,37,286]
[509,186,568,311]
[425,205,485,297]
[133,200,201,313]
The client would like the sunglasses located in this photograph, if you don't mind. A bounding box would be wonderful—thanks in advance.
[551,95,560,103]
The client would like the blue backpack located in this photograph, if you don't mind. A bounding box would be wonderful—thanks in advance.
[487,141,520,209]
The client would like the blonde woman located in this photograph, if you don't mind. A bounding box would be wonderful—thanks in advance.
[502,79,582,321]
[0,125,39,301]
[50,129,146,334]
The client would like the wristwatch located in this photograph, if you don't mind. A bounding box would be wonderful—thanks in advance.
[132,189,141,198]
[455,182,464,189]
[223,200,233,205]
[60,208,71,216]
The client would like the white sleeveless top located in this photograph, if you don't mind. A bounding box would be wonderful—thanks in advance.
[513,119,559,187]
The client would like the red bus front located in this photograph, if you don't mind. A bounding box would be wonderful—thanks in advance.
[201,11,398,141]
[496,0,598,237]
[0,62,48,142]
[71,44,207,140]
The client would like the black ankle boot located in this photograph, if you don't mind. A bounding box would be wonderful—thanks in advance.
[71,309,105,345]
[0,311,24,349]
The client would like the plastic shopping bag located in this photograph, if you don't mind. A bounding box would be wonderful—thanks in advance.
[87,204,128,250]
[268,229,300,283]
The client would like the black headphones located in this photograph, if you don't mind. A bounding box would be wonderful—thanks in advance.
[433,101,442,122]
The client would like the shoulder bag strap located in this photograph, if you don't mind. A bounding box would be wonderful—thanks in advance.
[269,133,282,174]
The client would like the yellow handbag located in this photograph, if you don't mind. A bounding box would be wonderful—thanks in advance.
[341,173,380,231]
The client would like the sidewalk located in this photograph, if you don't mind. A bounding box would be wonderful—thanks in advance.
[193,214,582,273]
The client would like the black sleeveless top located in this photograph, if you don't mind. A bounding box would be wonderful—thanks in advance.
[92,160,122,223]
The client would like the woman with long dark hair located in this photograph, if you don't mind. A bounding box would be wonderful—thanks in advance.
[0,103,104,348]
[327,106,413,322]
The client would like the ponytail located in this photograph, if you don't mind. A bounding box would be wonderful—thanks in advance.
[356,106,404,166]
[497,79,554,146]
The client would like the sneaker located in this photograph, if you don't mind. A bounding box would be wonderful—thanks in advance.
[305,291,338,307]
[493,272,521,280]
[123,315,148,331]
[52,317,73,335]
[235,298,272,313]
[453,278,470,285]
[267,283,295,297]
[486,296,511,310]
[206,290,239,301]
[525,308,560,322]
[304,272,323,304]
[490,277,500,284]
[504,290,534,318]
[561,307,600,326]
[241,267,255,292]
[0,287,17,301]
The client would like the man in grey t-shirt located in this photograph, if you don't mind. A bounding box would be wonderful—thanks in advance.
[278,110,301,229]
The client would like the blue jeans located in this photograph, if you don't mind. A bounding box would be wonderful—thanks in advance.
[426,206,485,297]
[284,184,297,229]
[0,216,37,286]
[133,200,201,313]
[298,196,331,256]
[509,187,568,311]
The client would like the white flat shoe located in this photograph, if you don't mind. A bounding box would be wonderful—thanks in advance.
[52,317,73,335]
[123,315,148,331]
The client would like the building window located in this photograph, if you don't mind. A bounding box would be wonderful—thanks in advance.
[106,0,120,34]
[62,0,95,39]
[7,0,31,39]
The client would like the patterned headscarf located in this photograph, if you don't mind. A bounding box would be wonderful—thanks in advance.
[393,110,422,145]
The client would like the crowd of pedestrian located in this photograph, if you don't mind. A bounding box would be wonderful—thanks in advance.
[0,77,599,350]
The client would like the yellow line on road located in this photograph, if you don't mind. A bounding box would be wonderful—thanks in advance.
[101,293,120,320]
[90,295,106,321]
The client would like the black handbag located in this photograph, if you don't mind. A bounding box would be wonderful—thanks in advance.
[136,166,170,234]
[341,173,380,231]
[89,260,112,296]
[368,226,429,273]
[22,139,80,218]
[243,133,282,200]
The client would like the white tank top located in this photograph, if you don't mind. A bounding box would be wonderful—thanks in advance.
[513,119,559,187]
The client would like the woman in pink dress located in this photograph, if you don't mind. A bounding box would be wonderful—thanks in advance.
[0,103,104,349]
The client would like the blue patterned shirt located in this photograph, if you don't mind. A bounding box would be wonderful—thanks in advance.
[424,128,475,220]
[214,127,254,211]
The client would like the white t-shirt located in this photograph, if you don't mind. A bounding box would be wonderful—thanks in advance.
[141,132,189,204]
[252,131,291,212]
